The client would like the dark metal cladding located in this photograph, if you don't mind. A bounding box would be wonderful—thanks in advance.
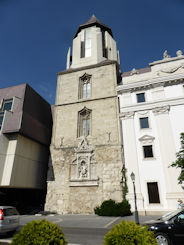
[1,84,52,146]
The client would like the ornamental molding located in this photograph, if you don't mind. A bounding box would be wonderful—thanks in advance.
[75,137,93,153]
[80,73,92,81]
[70,137,98,185]
[120,111,135,120]
[158,62,184,75]
[139,135,155,145]
[119,96,184,115]
[152,105,170,115]
[137,110,149,116]
[117,73,184,94]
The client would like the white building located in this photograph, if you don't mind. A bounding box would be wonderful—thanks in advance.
[118,50,184,214]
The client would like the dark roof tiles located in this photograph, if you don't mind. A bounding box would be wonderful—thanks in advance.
[122,67,151,77]
[74,15,113,38]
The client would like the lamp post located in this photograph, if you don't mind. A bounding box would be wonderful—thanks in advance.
[130,172,140,224]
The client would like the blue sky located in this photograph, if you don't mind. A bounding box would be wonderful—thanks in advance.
[0,0,184,105]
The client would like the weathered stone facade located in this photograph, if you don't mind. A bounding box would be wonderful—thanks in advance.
[45,61,123,214]
[45,16,123,214]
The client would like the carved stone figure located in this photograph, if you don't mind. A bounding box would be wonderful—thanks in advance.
[130,68,138,75]
[176,50,183,57]
[78,160,88,178]
[163,50,170,59]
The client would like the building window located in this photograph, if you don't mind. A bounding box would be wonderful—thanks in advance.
[81,28,91,58]
[0,113,4,130]
[140,117,149,129]
[79,74,91,99]
[147,182,160,203]
[1,99,13,112]
[0,98,13,130]
[136,93,145,103]
[143,145,153,158]
[78,107,91,137]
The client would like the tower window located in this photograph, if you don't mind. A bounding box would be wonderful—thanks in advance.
[78,107,91,137]
[140,117,149,129]
[79,74,91,99]
[136,93,145,103]
[143,145,153,158]
[81,28,91,58]
[147,182,160,203]
[102,30,107,58]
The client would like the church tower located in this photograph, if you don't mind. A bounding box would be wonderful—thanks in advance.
[45,16,123,214]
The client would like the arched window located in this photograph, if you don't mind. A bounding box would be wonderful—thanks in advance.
[79,73,91,99]
[78,107,92,137]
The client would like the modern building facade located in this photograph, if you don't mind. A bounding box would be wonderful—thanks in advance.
[0,83,52,211]
[45,15,123,214]
[118,51,184,214]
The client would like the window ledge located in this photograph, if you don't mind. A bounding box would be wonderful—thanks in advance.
[70,179,99,187]
[143,157,156,161]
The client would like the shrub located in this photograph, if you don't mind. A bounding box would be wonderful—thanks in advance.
[103,220,157,245]
[11,219,67,245]
[94,199,131,217]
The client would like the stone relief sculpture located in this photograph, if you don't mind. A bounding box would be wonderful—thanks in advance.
[152,105,170,115]
[78,160,88,178]
[70,137,98,186]
[159,63,184,74]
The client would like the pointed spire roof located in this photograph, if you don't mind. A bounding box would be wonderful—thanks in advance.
[74,15,113,38]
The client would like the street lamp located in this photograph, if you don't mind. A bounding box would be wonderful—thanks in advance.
[130,172,140,224]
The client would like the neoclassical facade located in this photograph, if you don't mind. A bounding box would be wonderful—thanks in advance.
[118,50,184,214]
[45,16,184,215]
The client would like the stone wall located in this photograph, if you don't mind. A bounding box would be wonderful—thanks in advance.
[45,63,123,214]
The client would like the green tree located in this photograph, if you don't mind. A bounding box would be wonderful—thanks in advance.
[170,132,184,183]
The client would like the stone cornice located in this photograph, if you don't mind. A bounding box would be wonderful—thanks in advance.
[58,60,119,75]
[55,95,117,107]
[149,55,184,66]
[152,105,170,115]
[119,96,184,117]
[121,111,135,120]
[117,73,184,94]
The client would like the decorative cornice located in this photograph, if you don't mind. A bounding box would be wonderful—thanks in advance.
[152,105,170,115]
[139,135,155,144]
[120,111,135,120]
[58,60,119,75]
[149,55,184,66]
[117,73,184,94]
[119,97,184,115]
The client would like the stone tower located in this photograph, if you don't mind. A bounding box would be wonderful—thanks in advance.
[45,15,123,214]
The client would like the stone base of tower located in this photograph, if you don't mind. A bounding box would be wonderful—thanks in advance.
[45,141,122,214]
